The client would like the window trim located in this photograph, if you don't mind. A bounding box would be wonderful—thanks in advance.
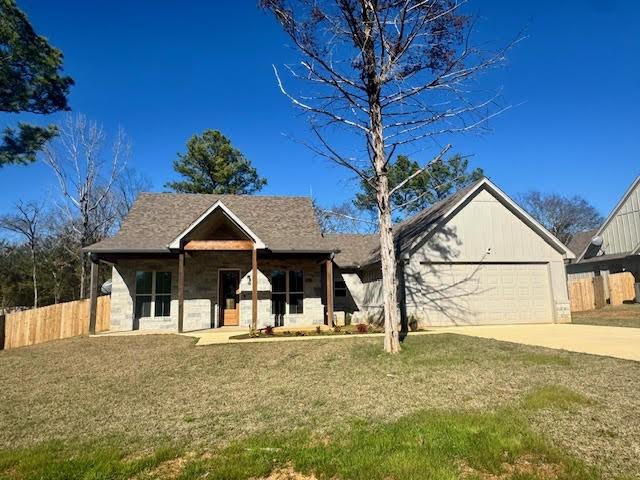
[135,271,172,319]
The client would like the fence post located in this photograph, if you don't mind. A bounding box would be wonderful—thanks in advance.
[0,314,5,350]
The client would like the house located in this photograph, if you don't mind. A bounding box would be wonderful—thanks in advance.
[84,177,575,332]
[566,176,640,296]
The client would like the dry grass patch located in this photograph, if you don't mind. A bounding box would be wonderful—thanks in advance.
[572,304,640,328]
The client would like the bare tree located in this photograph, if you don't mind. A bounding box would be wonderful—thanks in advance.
[314,200,376,234]
[114,166,151,227]
[42,114,129,298]
[518,191,604,245]
[0,201,45,307]
[263,0,513,353]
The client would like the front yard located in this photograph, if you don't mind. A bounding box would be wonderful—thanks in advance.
[572,304,640,328]
[1,333,639,479]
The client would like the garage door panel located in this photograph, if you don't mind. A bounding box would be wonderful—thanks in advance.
[411,263,554,326]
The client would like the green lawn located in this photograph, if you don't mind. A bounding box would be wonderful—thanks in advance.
[572,304,640,328]
[1,333,639,479]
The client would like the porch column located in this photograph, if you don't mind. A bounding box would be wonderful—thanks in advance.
[178,252,185,333]
[88,256,99,335]
[325,259,334,328]
[251,246,258,331]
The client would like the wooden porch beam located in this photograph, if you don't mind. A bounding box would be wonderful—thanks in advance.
[88,259,99,335]
[252,247,258,331]
[184,240,254,251]
[326,259,334,328]
[178,252,185,333]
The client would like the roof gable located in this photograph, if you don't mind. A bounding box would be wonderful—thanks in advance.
[576,176,640,261]
[168,201,265,249]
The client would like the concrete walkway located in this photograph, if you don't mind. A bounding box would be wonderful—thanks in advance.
[182,324,640,362]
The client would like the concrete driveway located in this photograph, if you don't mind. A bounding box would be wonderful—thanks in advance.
[440,324,640,362]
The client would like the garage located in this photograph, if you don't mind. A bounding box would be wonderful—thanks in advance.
[411,263,555,326]
[331,178,575,327]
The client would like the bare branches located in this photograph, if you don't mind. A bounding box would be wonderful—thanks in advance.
[263,0,515,353]
[42,113,130,297]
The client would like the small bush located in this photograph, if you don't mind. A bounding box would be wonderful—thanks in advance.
[345,312,352,326]
[315,326,321,334]
[265,325,274,336]
[408,315,419,332]
[333,325,342,333]
[356,323,368,333]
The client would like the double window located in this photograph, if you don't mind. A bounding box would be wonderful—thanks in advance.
[135,271,172,319]
[271,270,304,319]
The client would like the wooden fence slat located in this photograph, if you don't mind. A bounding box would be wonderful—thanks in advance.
[609,272,636,305]
[569,272,636,312]
[3,296,111,350]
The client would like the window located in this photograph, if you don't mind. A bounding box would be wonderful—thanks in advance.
[270,270,304,318]
[135,271,172,319]
[288,271,304,314]
[335,279,347,297]
[271,271,286,325]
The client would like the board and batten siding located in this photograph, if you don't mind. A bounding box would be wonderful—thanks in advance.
[347,188,571,326]
[598,178,640,257]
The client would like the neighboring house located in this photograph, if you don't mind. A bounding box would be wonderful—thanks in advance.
[85,177,574,332]
[566,176,640,288]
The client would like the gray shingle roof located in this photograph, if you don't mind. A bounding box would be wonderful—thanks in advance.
[566,229,598,257]
[87,193,330,253]
[324,234,379,268]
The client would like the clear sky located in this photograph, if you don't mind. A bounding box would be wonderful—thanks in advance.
[1,0,638,218]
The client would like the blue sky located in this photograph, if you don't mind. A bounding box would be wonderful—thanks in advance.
[1,0,638,217]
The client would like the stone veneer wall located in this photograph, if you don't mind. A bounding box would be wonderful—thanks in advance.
[109,253,326,332]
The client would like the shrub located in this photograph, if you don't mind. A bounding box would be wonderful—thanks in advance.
[408,315,419,332]
[345,312,352,326]
[315,326,321,334]
[265,325,274,336]
[356,323,368,333]
[333,325,342,333]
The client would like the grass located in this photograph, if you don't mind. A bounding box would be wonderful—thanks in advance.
[1,333,639,479]
[0,393,600,480]
[572,304,640,328]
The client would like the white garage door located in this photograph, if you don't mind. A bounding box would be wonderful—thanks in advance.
[410,263,555,326]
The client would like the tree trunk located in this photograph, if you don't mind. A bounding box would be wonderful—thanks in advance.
[370,107,401,353]
[30,244,38,308]
[79,253,86,299]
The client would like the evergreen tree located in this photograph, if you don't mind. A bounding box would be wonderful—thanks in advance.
[165,130,267,194]
[0,0,74,166]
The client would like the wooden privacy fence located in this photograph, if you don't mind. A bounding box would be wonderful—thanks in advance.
[1,296,110,350]
[569,272,636,312]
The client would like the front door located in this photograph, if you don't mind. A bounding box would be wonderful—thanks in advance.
[219,270,240,326]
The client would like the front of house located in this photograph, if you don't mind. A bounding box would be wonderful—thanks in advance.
[86,178,575,332]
